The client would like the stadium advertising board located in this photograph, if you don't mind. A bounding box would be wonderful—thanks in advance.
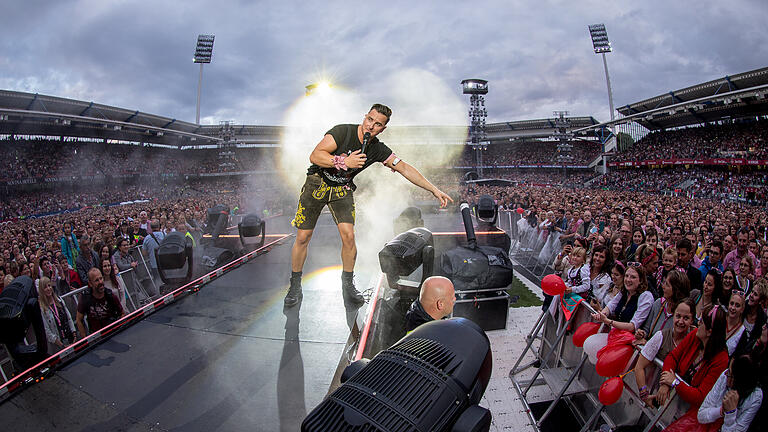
[607,158,768,167]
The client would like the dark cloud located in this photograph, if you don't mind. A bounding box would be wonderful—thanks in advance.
[1,0,766,125]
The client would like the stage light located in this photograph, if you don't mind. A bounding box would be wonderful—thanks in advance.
[238,213,266,248]
[476,194,497,224]
[206,204,230,237]
[156,232,194,285]
[393,206,424,236]
[0,276,49,370]
[316,81,331,93]
[303,317,493,432]
[305,81,334,96]
[378,227,434,290]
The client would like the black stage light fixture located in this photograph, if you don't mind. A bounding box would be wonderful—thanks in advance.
[0,276,48,369]
[155,232,194,285]
[476,194,497,224]
[238,213,265,248]
[303,317,493,432]
[206,204,230,237]
[378,227,434,289]
[393,206,424,236]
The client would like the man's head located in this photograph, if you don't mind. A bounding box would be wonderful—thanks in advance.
[724,235,735,253]
[737,228,749,254]
[583,210,592,223]
[670,226,683,246]
[419,276,455,320]
[80,236,91,253]
[710,241,723,265]
[676,238,694,267]
[620,222,632,244]
[362,104,391,138]
[150,219,161,231]
[88,267,105,296]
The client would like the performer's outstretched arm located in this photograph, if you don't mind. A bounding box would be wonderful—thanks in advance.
[385,158,453,208]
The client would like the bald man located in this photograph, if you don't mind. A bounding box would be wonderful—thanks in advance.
[405,276,456,333]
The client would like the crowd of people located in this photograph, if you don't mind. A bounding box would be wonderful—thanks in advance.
[0,138,277,182]
[481,183,767,431]
[457,140,601,166]
[615,121,768,162]
[0,176,285,352]
[592,167,768,203]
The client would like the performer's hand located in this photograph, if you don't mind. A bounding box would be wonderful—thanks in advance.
[432,189,453,208]
[345,150,366,169]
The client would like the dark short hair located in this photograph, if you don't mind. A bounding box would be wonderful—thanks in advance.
[676,238,693,253]
[370,104,392,123]
[710,240,724,254]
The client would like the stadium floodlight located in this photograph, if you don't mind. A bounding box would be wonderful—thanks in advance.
[588,24,612,54]
[588,24,615,122]
[193,34,215,125]
[589,24,616,174]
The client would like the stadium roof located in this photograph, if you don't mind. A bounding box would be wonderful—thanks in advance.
[486,116,600,141]
[615,66,768,130]
[0,90,220,146]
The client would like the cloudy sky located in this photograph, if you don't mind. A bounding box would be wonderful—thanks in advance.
[1,0,766,126]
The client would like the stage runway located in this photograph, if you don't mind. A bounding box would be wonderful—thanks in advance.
[0,214,370,432]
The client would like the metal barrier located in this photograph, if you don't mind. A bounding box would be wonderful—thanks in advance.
[510,299,688,432]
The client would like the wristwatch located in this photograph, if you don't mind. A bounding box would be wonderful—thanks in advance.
[671,378,681,388]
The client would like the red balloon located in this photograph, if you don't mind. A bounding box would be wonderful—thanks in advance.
[516,207,524,214]
[541,274,566,297]
[596,344,634,377]
[598,377,624,405]
[572,322,601,348]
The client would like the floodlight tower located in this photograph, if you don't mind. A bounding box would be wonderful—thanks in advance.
[589,24,615,173]
[588,24,615,122]
[461,79,489,177]
[193,34,215,125]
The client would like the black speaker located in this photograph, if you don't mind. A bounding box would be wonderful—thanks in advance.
[302,318,492,432]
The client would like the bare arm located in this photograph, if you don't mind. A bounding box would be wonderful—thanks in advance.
[385,159,453,208]
[309,134,338,168]
[76,311,87,339]
[309,134,367,170]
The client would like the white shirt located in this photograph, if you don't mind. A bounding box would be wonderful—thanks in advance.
[566,265,591,294]
[606,290,655,330]
[725,325,746,356]
[590,272,613,307]
[640,329,665,361]
[698,370,762,432]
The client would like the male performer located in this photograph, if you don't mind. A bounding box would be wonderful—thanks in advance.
[286,104,452,307]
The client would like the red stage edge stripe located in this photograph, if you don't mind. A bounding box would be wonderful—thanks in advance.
[355,273,385,361]
[0,234,292,400]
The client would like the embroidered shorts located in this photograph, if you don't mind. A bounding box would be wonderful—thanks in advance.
[291,174,355,230]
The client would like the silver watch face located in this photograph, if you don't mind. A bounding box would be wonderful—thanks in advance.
[392,157,401,166]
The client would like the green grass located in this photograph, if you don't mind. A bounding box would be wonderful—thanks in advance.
[507,275,543,308]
